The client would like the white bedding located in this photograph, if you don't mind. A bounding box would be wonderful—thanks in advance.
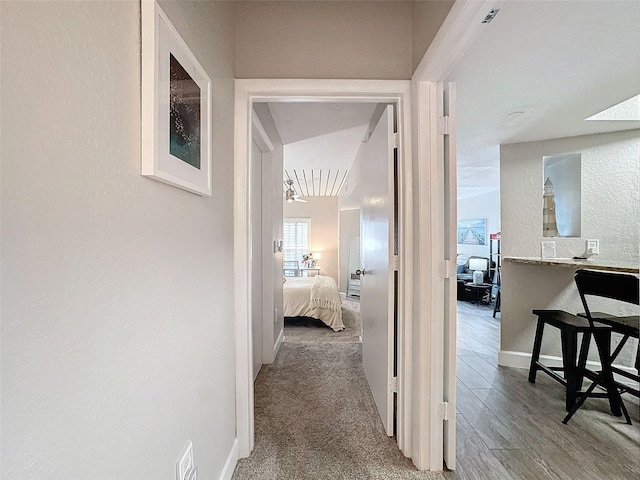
[283,275,344,331]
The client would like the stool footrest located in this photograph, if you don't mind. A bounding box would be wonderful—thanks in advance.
[533,362,568,386]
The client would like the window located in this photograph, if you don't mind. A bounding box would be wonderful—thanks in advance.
[283,218,310,264]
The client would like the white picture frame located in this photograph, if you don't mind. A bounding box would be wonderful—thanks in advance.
[141,0,212,196]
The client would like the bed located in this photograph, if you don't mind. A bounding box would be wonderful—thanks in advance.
[283,275,345,331]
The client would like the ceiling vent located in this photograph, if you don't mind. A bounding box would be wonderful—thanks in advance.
[482,9,500,24]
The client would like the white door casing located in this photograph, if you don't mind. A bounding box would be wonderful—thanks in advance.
[410,0,499,471]
[360,105,396,436]
[234,80,412,460]
[442,82,457,470]
[235,1,486,463]
[250,139,263,381]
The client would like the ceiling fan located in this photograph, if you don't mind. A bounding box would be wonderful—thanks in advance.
[284,179,307,203]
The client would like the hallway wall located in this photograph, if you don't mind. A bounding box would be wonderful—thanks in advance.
[235,1,413,79]
[0,1,237,479]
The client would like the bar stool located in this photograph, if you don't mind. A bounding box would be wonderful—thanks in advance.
[528,309,611,411]
[562,269,639,425]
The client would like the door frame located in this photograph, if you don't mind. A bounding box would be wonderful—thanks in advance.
[410,0,501,471]
[234,0,496,466]
[234,79,413,459]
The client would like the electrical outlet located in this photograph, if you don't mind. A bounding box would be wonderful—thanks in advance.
[177,442,195,480]
[586,239,599,255]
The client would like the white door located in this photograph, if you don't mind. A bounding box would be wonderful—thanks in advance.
[361,105,395,436]
[251,140,263,381]
[442,82,457,469]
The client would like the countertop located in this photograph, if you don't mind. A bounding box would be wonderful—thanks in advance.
[503,256,639,274]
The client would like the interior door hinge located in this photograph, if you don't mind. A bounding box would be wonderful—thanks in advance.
[437,116,454,135]
[392,132,399,149]
[390,376,398,393]
[392,255,399,271]
[442,260,451,279]
[440,401,453,421]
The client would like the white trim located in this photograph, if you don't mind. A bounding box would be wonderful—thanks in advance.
[396,78,414,457]
[410,0,502,471]
[251,110,274,153]
[234,78,412,462]
[411,80,446,472]
[498,350,538,369]
[234,81,254,458]
[273,327,284,358]
[443,82,457,470]
[413,0,502,82]
[218,439,239,480]
[499,350,639,377]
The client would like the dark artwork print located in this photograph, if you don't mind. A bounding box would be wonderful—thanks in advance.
[169,53,201,169]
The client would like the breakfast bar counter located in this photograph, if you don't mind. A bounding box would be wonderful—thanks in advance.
[504,256,639,274]
[498,256,639,371]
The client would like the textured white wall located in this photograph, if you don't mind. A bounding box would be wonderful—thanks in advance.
[499,130,639,366]
[457,189,500,259]
[235,1,413,79]
[284,197,340,283]
[0,1,237,479]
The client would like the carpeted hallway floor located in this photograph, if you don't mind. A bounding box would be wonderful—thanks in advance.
[232,298,447,480]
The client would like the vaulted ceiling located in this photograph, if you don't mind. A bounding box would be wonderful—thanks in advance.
[269,102,377,198]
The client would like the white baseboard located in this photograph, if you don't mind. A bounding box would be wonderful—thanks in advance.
[219,438,238,480]
[498,350,535,369]
[498,350,604,370]
[273,327,284,357]
[498,350,637,377]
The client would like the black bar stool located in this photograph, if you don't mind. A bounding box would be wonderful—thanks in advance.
[563,269,639,425]
[528,309,610,411]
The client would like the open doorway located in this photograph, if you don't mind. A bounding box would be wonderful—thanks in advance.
[234,80,414,463]
[256,99,399,434]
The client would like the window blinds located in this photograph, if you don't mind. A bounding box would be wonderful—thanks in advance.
[283,219,309,263]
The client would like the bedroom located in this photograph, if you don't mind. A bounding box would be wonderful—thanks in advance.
[250,100,398,429]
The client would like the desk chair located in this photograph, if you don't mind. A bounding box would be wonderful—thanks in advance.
[563,269,639,425]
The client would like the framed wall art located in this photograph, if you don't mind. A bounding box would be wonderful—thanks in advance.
[457,218,487,246]
[141,0,212,195]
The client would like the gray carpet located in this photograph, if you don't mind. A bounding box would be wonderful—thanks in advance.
[232,299,447,480]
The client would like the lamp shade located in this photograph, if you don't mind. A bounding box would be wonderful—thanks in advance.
[312,252,322,260]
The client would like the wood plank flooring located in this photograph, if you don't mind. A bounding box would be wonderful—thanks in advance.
[453,301,640,479]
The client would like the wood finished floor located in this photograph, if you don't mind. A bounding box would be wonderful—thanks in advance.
[453,301,640,480]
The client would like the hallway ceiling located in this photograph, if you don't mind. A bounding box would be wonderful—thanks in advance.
[267,1,640,202]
